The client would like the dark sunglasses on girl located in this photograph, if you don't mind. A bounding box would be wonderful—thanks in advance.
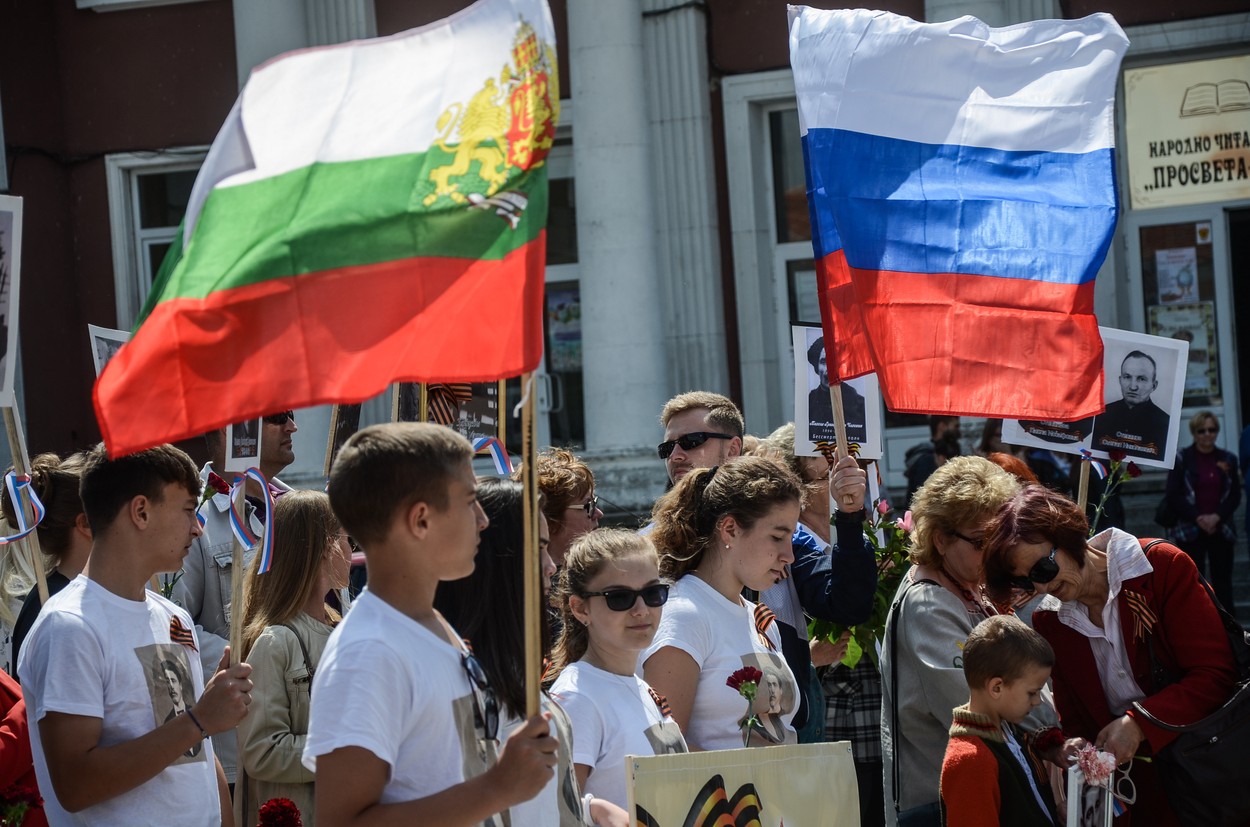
[1008,546,1059,592]
[657,432,733,460]
[582,583,670,611]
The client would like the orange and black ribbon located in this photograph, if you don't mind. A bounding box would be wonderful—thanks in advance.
[170,616,197,651]
[753,603,778,652]
[428,383,474,425]
[1123,590,1156,641]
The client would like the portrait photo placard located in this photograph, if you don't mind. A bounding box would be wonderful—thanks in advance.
[87,324,131,377]
[225,418,261,473]
[792,325,882,459]
[0,196,23,408]
[1003,327,1189,470]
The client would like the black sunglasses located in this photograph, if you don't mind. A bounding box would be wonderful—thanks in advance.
[1007,547,1060,592]
[460,651,499,740]
[263,410,295,425]
[1196,427,1219,435]
[566,494,599,517]
[581,583,670,611]
[657,432,733,460]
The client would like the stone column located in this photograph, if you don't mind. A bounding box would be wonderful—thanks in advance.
[641,0,729,395]
[568,0,670,454]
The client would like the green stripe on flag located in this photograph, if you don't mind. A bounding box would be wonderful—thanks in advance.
[142,149,548,325]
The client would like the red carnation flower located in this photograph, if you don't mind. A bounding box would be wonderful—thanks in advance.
[1125,462,1142,479]
[1107,448,1126,462]
[726,666,763,693]
[258,798,302,827]
[207,471,230,495]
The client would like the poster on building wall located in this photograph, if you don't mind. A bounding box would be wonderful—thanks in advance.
[1003,327,1188,470]
[1124,54,1250,210]
[1149,301,1219,399]
[792,325,882,460]
[0,196,22,408]
[87,324,131,377]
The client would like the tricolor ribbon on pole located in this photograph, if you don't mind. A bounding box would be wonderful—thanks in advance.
[225,468,277,574]
[1079,449,1109,480]
[0,473,46,545]
[473,437,513,475]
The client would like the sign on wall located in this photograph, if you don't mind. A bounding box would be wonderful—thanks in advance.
[1125,54,1250,210]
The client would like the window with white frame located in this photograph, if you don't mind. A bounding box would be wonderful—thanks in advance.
[105,149,207,329]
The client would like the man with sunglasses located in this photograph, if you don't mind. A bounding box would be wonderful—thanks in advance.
[657,391,745,485]
[1091,350,1171,460]
[171,410,298,786]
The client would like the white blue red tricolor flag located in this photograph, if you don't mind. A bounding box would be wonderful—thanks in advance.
[789,9,1128,420]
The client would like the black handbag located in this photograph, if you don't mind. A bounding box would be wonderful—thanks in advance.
[1131,541,1250,827]
[1153,494,1178,528]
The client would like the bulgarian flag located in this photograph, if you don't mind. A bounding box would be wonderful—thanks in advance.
[94,0,558,456]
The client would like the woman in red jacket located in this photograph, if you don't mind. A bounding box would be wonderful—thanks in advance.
[982,485,1236,826]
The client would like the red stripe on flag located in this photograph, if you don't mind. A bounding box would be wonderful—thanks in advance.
[94,238,545,456]
[841,265,1103,419]
[815,248,875,383]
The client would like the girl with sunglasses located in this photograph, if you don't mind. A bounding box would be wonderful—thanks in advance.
[548,529,687,813]
[435,479,624,827]
[982,485,1238,827]
[535,449,603,567]
[642,455,805,751]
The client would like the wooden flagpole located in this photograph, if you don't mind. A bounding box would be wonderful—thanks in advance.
[519,373,541,717]
[2,407,48,604]
[1076,461,1091,513]
[228,481,247,665]
[827,385,855,508]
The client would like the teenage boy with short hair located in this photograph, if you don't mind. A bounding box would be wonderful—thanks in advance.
[939,615,1059,827]
[307,423,557,827]
[19,443,253,826]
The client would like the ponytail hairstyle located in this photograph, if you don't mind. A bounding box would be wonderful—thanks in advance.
[547,529,658,681]
[649,455,802,581]
[0,451,88,624]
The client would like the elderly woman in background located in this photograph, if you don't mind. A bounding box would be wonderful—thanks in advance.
[534,448,603,566]
[1165,410,1241,616]
[983,485,1237,826]
[880,456,1022,827]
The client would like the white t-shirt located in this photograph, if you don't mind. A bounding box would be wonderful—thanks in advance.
[641,575,799,751]
[550,661,687,809]
[303,591,487,810]
[500,696,585,827]
[18,576,219,826]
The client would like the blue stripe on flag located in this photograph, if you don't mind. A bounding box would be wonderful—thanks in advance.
[802,128,1116,285]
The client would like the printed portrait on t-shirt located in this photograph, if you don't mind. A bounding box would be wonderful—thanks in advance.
[450,693,505,827]
[137,643,206,764]
[643,720,687,756]
[739,652,798,747]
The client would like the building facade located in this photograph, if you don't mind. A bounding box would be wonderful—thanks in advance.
[2,0,1248,520]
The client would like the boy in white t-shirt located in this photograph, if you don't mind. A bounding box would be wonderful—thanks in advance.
[19,443,253,826]
[307,423,558,827]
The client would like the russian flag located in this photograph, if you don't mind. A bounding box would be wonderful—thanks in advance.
[789,9,1128,420]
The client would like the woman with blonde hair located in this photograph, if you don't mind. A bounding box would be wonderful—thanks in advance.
[549,528,686,812]
[3,451,92,673]
[879,455,1022,826]
[642,455,805,750]
[236,490,351,826]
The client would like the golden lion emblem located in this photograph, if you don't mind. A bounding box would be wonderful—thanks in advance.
[422,19,559,209]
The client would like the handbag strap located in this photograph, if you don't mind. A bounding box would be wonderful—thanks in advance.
[889,576,938,815]
[280,623,316,695]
